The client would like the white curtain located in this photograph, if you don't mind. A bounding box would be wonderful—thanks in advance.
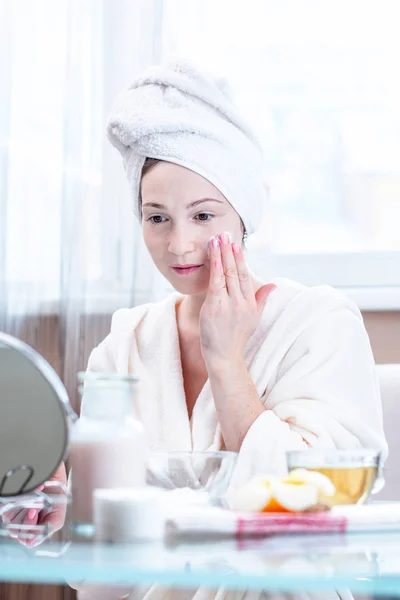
[0,0,167,407]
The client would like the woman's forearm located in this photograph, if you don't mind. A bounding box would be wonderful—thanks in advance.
[206,356,265,452]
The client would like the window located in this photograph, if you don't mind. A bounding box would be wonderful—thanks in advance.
[157,0,400,292]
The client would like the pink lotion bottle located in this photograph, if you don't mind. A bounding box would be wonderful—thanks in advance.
[69,372,147,533]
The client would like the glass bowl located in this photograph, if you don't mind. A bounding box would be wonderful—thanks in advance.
[286,448,384,505]
[145,451,238,502]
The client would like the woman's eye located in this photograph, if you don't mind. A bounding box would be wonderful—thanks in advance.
[148,215,167,224]
[195,213,214,222]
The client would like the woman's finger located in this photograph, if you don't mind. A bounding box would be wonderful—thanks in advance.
[25,509,39,523]
[1,507,29,524]
[232,242,253,299]
[39,506,66,532]
[219,233,242,297]
[208,237,227,301]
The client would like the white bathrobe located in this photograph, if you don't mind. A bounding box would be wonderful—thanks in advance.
[75,277,387,600]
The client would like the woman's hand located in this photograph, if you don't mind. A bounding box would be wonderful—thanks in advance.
[1,461,68,547]
[200,232,276,365]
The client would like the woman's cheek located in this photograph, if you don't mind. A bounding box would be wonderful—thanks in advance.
[143,227,161,252]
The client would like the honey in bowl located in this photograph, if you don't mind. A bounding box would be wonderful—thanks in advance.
[306,466,378,505]
[286,449,383,506]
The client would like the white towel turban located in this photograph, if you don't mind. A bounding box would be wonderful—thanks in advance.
[107,59,267,236]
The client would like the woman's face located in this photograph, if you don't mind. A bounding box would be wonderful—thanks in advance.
[141,161,244,295]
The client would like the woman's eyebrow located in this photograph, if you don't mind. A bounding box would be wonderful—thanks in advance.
[142,198,224,210]
[187,198,224,209]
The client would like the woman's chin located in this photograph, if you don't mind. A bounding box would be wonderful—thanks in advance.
[173,283,208,296]
[168,274,209,295]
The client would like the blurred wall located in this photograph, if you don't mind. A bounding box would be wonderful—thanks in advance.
[363,312,400,363]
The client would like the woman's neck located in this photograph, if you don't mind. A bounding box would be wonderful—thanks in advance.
[177,291,207,332]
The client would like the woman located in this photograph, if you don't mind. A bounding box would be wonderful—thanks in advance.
[71,59,387,599]
[11,59,385,598]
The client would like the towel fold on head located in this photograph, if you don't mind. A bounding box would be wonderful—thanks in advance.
[106,59,267,235]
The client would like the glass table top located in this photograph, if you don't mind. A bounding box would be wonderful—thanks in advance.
[2,526,400,595]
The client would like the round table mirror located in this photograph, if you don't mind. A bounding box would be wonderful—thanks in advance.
[0,332,76,497]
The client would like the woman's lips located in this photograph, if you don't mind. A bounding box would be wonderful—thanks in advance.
[171,265,203,275]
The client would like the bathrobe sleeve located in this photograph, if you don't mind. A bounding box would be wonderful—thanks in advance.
[231,301,388,487]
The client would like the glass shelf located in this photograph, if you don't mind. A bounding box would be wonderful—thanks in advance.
[2,527,400,596]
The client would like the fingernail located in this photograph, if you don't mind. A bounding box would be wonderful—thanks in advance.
[212,237,220,248]
[220,232,231,245]
[232,242,241,254]
[28,509,37,520]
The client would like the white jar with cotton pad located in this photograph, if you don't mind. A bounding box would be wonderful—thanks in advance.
[93,487,167,542]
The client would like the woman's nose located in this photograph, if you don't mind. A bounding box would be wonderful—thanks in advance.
[167,228,196,256]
